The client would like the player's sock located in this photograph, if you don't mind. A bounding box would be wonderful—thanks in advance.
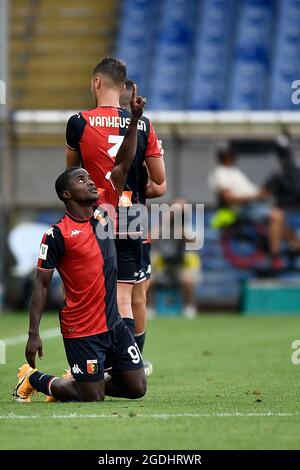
[29,371,57,396]
[123,317,135,336]
[135,331,146,354]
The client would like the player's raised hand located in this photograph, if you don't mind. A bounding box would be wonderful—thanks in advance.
[130,84,146,120]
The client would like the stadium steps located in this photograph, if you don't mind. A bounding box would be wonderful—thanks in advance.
[10,0,119,110]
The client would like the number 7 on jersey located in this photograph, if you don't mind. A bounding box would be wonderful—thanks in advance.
[108,135,125,158]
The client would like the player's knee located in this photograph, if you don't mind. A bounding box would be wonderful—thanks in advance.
[128,375,147,399]
[134,317,147,336]
[132,297,145,310]
[80,388,105,402]
[132,290,146,307]
[118,296,132,307]
[137,375,147,398]
[117,295,133,316]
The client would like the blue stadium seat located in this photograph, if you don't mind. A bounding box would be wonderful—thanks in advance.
[188,0,237,109]
[229,0,275,109]
[270,0,300,109]
[230,62,268,109]
[148,0,198,109]
[116,0,300,110]
[116,0,161,96]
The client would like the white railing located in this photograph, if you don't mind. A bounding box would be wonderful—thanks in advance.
[13,110,300,123]
[12,110,300,137]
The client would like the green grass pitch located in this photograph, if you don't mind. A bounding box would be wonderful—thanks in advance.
[0,312,300,450]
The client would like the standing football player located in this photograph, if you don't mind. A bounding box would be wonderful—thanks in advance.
[120,80,166,365]
[65,58,166,357]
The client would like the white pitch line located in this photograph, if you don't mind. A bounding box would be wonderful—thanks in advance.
[0,412,297,420]
[2,328,60,346]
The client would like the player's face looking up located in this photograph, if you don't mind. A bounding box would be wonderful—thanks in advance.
[63,169,99,204]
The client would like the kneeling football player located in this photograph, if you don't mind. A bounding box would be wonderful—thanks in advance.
[13,87,148,402]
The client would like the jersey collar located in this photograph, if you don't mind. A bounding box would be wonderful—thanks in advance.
[66,211,92,223]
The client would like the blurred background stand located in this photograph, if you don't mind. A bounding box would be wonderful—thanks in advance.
[6,222,63,310]
[1,0,300,314]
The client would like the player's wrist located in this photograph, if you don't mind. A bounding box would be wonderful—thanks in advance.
[130,116,139,124]
[28,330,40,338]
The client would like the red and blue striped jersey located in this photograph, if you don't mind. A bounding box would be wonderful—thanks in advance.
[37,179,120,338]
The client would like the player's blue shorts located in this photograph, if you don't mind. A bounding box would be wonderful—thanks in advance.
[115,236,146,283]
[63,319,144,382]
[141,242,151,280]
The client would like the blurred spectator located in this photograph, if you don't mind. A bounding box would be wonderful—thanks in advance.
[209,144,300,269]
[7,222,64,309]
[265,133,300,208]
[151,199,201,318]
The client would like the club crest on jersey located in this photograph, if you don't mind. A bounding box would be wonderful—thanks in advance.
[39,243,48,260]
[87,359,98,375]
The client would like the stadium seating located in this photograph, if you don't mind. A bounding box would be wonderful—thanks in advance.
[197,208,300,309]
[116,0,300,110]
[270,0,300,109]
[10,0,118,109]
[9,0,300,110]
[188,0,237,110]
[116,0,160,98]
[117,0,198,109]
[149,0,198,110]
[229,0,275,110]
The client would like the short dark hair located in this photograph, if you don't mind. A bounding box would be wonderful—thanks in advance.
[55,167,80,202]
[125,79,134,90]
[217,142,235,163]
[92,57,126,86]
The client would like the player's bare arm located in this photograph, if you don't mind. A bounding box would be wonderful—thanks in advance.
[145,157,166,185]
[144,178,167,198]
[66,147,80,168]
[111,84,146,192]
[25,269,53,368]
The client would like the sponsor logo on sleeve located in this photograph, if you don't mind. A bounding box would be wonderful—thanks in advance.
[39,244,48,260]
